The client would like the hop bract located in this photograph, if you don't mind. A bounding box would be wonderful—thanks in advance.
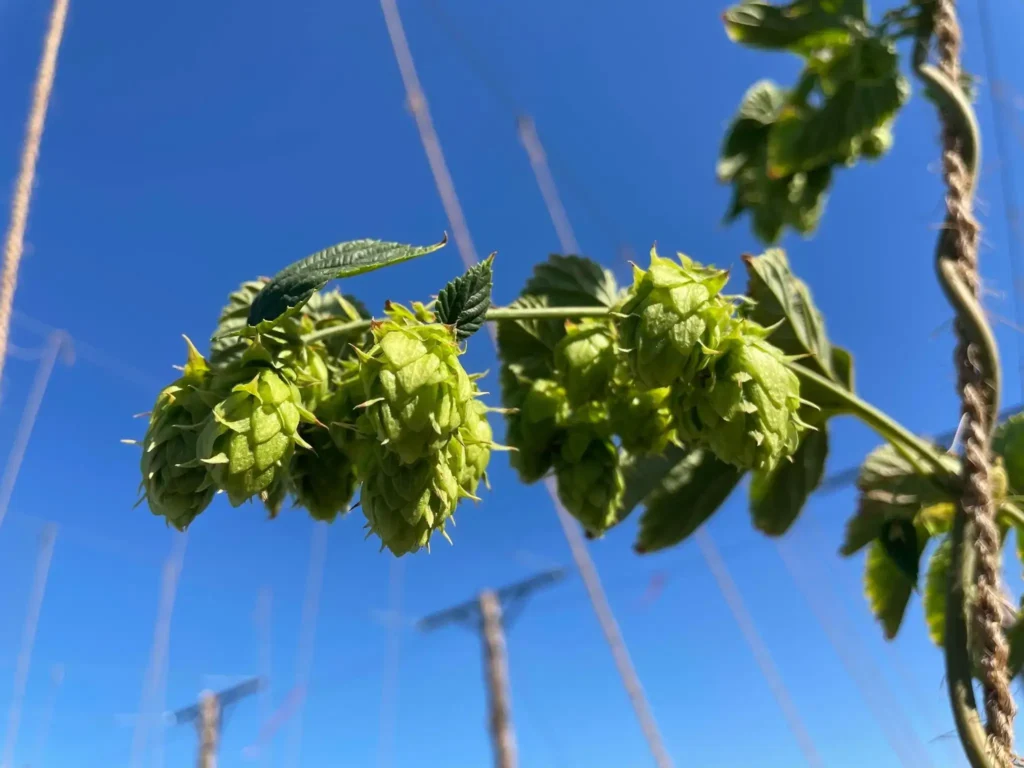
[289,382,361,521]
[553,320,617,405]
[674,321,804,471]
[555,421,624,537]
[357,318,473,464]
[358,443,461,556]
[610,386,674,455]
[448,399,493,499]
[617,248,732,390]
[197,365,315,506]
[503,372,570,483]
[140,338,216,530]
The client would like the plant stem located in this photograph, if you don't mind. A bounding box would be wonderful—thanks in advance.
[787,364,957,482]
[301,304,611,343]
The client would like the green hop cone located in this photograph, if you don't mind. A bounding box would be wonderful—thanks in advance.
[553,319,617,405]
[609,386,674,455]
[617,247,733,390]
[278,345,330,410]
[289,382,362,521]
[358,443,461,556]
[673,321,805,471]
[140,337,217,530]
[554,418,624,536]
[448,399,493,499]
[357,317,473,464]
[197,365,316,506]
[503,370,570,483]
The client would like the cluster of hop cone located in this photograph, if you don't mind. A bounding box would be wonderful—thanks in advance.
[135,250,808,556]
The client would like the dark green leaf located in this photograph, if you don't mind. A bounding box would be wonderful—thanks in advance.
[523,254,618,309]
[993,413,1024,495]
[750,428,828,535]
[923,537,952,646]
[619,444,692,520]
[248,236,448,330]
[634,450,744,554]
[495,294,565,381]
[879,518,921,584]
[743,249,835,379]
[864,539,916,639]
[831,346,854,390]
[723,0,865,53]
[435,254,494,341]
[841,444,957,556]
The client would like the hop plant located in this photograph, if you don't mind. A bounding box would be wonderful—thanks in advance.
[278,345,331,410]
[139,338,217,530]
[617,248,733,390]
[610,386,674,456]
[289,380,362,521]
[553,319,617,405]
[503,371,570,483]
[196,356,316,506]
[358,442,461,556]
[673,320,805,471]
[554,412,624,536]
[356,316,473,464]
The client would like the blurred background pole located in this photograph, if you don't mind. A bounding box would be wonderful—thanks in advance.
[480,590,516,768]
[197,691,220,768]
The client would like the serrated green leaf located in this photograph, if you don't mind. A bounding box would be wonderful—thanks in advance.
[994,413,1024,495]
[864,538,916,639]
[435,255,494,341]
[634,450,744,554]
[723,0,865,53]
[750,428,828,536]
[495,294,564,382]
[743,249,834,379]
[248,236,448,330]
[923,536,952,646]
[879,517,921,584]
[841,444,958,556]
[523,254,619,309]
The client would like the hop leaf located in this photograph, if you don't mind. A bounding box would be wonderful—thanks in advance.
[435,255,494,341]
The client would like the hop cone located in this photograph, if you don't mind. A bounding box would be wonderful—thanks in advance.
[617,248,733,390]
[289,380,361,521]
[278,345,330,410]
[553,320,617,405]
[140,338,216,530]
[674,321,804,471]
[555,418,624,536]
[448,399,493,499]
[503,371,570,483]
[357,319,473,464]
[197,365,315,506]
[358,443,461,556]
[610,386,674,455]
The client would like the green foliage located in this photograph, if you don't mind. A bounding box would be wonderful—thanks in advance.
[993,413,1024,495]
[247,236,448,331]
[720,2,912,243]
[435,255,494,341]
[750,428,828,535]
[864,536,920,640]
[923,536,952,645]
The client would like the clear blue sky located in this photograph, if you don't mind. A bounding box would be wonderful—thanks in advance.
[1,0,1024,766]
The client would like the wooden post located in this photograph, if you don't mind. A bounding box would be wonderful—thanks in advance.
[196,691,220,768]
[479,590,516,768]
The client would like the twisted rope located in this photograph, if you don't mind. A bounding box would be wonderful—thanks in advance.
[918,1,1015,764]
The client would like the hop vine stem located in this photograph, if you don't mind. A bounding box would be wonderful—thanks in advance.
[300,305,960,485]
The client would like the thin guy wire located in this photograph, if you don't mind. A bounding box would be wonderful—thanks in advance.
[378,558,403,768]
[377,4,672,765]
[517,116,581,255]
[0,524,57,768]
[0,0,70,388]
[129,533,188,768]
[695,529,824,768]
[0,330,68,534]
